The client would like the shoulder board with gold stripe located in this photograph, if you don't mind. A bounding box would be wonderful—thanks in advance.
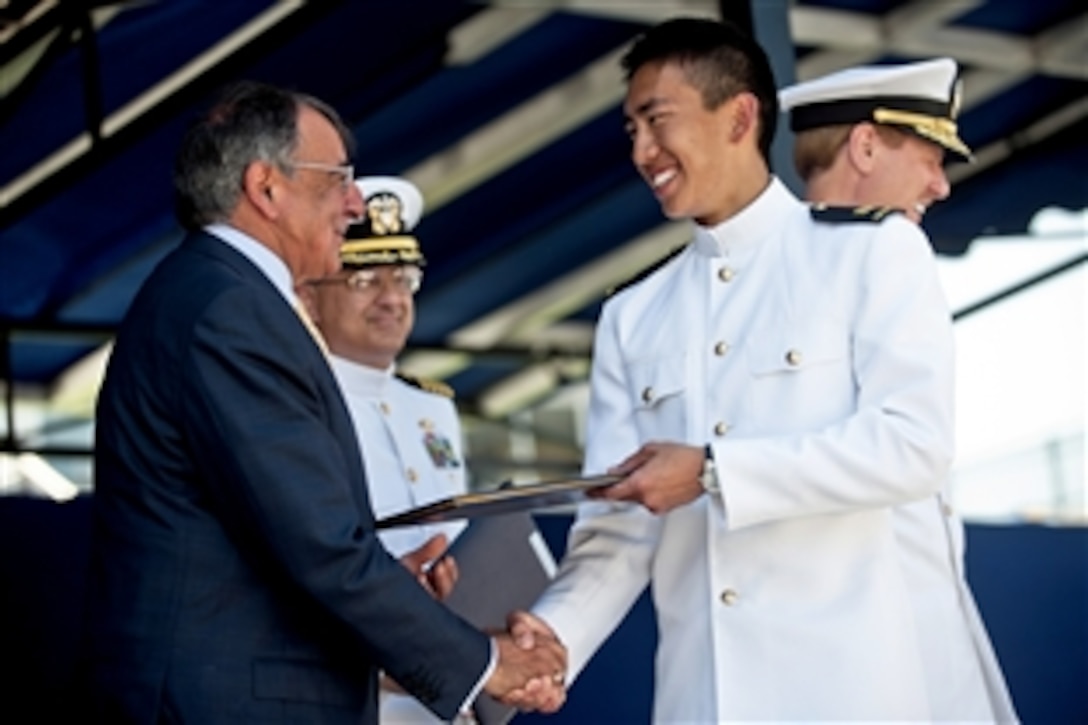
[810,204,903,223]
[606,243,689,299]
[395,372,454,399]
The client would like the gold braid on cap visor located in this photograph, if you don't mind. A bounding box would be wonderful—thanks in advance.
[340,236,425,266]
[872,107,972,160]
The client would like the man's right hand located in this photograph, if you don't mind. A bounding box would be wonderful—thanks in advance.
[483,625,567,713]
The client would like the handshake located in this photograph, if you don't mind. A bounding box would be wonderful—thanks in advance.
[484,611,567,713]
[401,532,570,715]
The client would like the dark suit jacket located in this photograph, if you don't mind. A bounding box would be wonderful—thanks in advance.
[87,231,490,724]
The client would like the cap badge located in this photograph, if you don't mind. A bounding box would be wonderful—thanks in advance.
[365,191,406,236]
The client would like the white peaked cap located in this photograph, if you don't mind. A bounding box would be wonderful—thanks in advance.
[779,58,971,160]
[341,176,427,267]
[354,176,424,231]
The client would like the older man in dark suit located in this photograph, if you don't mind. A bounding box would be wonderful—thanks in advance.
[87,81,565,724]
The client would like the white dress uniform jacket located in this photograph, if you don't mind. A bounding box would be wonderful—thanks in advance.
[896,494,1017,722]
[533,178,1014,722]
[329,357,467,724]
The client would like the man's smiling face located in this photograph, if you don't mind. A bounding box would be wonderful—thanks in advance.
[624,61,744,227]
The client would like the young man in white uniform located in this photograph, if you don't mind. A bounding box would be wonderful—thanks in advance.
[301,177,470,723]
[511,18,1002,722]
[778,58,1018,722]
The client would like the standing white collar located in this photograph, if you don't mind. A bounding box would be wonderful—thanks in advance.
[329,356,395,399]
[691,177,799,259]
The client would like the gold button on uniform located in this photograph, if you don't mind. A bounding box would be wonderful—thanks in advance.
[941,501,954,517]
[406,467,418,483]
[714,341,729,356]
[785,349,802,366]
[718,267,735,282]
[720,589,739,606]
[641,386,654,403]
[713,421,730,436]
[379,402,391,415]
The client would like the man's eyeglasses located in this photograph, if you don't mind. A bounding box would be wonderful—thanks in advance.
[288,160,354,191]
[311,266,423,295]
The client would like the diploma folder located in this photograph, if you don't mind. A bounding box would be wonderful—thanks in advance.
[441,511,558,725]
[374,474,621,529]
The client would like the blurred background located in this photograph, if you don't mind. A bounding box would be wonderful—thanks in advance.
[1,1,1084,722]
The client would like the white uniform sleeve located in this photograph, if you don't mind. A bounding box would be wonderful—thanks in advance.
[532,297,661,680]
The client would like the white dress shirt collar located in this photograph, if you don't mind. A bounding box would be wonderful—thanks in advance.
[205,223,295,305]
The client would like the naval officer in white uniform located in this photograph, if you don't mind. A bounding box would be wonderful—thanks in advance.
[301,176,468,723]
[779,58,1018,723]
[511,18,993,722]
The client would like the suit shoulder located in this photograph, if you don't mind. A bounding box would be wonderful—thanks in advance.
[810,204,904,224]
[395,372,455,399]
[606,244,688,299]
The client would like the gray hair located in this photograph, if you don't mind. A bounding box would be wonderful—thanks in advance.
[173,81,354,230]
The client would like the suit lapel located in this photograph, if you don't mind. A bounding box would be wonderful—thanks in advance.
[182,231,375,524]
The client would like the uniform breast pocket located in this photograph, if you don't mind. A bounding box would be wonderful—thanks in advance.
[625,354,687,439]
[746,322,853,427]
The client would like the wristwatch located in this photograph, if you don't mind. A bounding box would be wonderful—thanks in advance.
[699,444,720,495]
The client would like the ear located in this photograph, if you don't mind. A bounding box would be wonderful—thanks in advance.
[845,123,879,175]
[728,92,759,143]
[242,160,279,218]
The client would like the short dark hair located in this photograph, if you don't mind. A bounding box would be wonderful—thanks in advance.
[621,17,779,162]
[172,81,355,230]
